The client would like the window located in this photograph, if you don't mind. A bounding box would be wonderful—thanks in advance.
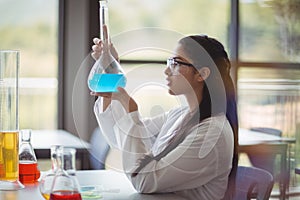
[238,67,300,137]
[107,0,230,117]
[237,1,300,184]
[238,0,300,139]
[109,0,230,55]
[0,0,59,129]
[240,0,300,62]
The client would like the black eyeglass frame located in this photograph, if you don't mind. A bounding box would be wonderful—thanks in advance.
[167,57,194,68]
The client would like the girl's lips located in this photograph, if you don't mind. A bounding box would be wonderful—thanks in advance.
[166,78,171,86]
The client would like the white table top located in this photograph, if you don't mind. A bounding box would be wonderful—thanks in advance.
[28,128,292,149]
[1,129,294,199]
[0,170,186,200]
[238,128,295,145]
[30,129,90,149]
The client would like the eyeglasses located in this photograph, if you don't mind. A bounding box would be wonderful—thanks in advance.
[167,57,194,75]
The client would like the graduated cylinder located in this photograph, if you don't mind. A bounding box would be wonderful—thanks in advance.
[0,50,24,190]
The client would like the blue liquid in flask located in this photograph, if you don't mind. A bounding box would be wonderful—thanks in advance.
[88,73,126,92]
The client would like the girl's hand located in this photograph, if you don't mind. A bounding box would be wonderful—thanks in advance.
[90,25,122,111]
[90,87,138,113]
[91,25,119,61]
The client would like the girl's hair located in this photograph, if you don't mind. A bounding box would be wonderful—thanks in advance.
[179,35,239,199]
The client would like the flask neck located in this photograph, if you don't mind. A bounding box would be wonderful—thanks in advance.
[51,162,58,172]
[50,145,62,172]
[99,0,109,42]
[51,155,58,172]
[56,147,64,171]
[51,146,65,176]
[21,129,32,143]
[19,129,37,162]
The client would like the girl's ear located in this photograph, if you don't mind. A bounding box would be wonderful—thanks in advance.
[197,67,210,81]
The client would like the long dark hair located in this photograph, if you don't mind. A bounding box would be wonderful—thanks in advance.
[179,35,239,200]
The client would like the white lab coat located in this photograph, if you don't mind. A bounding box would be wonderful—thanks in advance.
[94,99,234,200]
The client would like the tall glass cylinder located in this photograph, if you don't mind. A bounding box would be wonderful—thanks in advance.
[0,50,24,190]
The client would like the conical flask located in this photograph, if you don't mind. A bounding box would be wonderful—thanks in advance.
[87,0,126,93]
[49,146,82,200]
[18,129,40,184]
[39,145,60,200]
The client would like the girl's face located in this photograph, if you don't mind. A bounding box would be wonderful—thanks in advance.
[164,43,203,96]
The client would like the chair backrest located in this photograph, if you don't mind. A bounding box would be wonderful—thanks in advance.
[234,166,274,200]
[250,127,282,137]
[295,167,300,175]
[89,127,110,169]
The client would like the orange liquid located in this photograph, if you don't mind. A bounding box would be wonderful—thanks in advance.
[0,131,19,181]
[19,161,40,183]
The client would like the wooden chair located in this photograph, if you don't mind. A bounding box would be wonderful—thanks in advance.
[234,166,274,200]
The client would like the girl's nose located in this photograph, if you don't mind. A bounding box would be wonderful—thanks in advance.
[164,66,171,76]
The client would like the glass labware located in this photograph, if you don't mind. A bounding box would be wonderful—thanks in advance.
[0,50,24,190]
[63,147,81,194]
[87,0,126,93]
[18,129,40,184]
[49,146,82,200]
[39,145,60,200]
[63,148,77,175]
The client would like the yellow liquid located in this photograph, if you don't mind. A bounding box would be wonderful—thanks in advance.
[0,131,19,181]
[42,192,50,200]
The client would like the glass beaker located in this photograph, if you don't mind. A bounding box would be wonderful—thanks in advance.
[87,0,126,93]
[63,147,77,175]
[49,146,82,200]
[0,50,24,190]
[19,129,40,184]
